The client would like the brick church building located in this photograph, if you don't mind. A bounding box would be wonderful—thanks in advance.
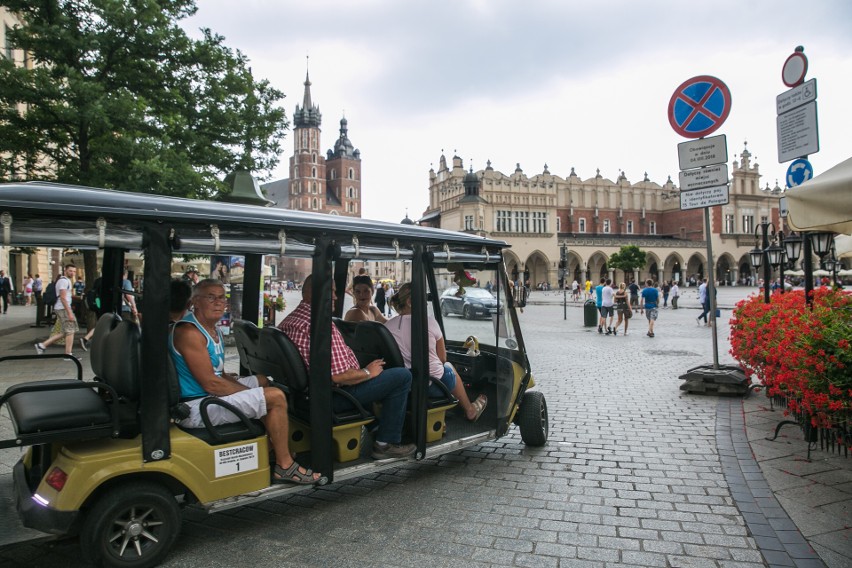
[262,70,363,282]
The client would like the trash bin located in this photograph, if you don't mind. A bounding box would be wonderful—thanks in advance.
[583,299,597,327]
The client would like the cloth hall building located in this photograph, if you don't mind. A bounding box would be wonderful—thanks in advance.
[419,145,782,288]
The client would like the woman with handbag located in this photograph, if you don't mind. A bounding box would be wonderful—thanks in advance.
[612,282,632,336]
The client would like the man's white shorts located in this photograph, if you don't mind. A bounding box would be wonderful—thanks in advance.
[179,376,267,428]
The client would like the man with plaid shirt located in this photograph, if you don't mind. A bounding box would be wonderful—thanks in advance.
[279,275,416,460]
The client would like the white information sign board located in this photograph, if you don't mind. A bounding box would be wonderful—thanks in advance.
[214,442,259,478]
[777,101,819,163]
[776,78,817,115]
[779,196,788,219]
[679,185,730,211]
[677,135,728,170]
[679,164,729,192]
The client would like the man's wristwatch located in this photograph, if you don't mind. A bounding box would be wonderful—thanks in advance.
[362,368,370,378]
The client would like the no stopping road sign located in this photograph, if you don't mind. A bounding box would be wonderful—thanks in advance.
[668,75,732,139]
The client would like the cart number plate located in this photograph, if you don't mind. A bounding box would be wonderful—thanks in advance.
[214,443,259,478]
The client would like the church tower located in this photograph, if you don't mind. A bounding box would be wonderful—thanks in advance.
[289,68,326,212]
[326,116,362,217]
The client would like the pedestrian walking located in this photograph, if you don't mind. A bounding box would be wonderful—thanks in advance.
[595,277,605,333]
[661,280,670,308]
[0,270,13,313]
[571,279,579,301]
[640,279,660,338]
[23,274,34,306]
[670,281,680,309]
[384,282,395,317]
[628,279,640,312]
[600,278,615,335]
[612,282,632,336]
[35,264,79,357]
[32,273,43,302]
[374,281,387,315]
[697,279,710,326]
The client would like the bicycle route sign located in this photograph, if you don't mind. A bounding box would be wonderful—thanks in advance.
[668,75,732,139]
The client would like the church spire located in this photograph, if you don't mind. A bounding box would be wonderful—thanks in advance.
[302,59,313,109]
[293,58,321,129]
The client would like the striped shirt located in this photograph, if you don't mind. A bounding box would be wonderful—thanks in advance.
[278,300,360,375]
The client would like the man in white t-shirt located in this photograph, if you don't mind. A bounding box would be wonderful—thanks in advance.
[35,265,79,356]
[601,279,616,335]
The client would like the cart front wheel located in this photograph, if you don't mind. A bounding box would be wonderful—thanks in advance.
[517,390,548,446]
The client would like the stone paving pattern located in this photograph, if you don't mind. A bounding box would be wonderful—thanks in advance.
[0,287,849,567]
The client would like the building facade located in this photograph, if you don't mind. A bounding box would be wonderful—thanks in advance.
[0,8,55,287]
[262,70,364,283]
[420,144,783,288]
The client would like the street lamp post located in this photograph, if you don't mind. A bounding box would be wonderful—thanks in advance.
[749,221,776,304]
[560,242,568,321]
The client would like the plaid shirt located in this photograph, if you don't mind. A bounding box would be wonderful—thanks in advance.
[278,300,360,375]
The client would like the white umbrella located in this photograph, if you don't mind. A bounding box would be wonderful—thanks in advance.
[787,157,852,234]
[836,235,852,259]
[812,269,830,276]
[786,269,805,276]
[837,268,852,277]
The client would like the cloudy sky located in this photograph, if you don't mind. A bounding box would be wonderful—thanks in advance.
[184,0,852,222]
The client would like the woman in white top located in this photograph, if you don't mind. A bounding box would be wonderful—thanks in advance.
[23,275,33,306]
[385,283,486,421]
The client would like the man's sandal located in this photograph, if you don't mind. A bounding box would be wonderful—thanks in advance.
[468,394,488,422]
[272,461,325,486]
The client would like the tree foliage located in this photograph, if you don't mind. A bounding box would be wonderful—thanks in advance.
[607,245,647,274]
[0,0,287,198]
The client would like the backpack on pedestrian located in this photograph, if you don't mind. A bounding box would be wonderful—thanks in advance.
[42,281,58,305]
[85,277,102,311]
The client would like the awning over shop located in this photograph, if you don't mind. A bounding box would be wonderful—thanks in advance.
[787,156,852,234]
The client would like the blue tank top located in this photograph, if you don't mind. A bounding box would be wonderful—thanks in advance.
[169,312,225,399]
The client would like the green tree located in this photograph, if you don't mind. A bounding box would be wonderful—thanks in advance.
[607,245,647,276]
[0,0,287,197]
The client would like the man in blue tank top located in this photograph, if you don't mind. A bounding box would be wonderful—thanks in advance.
[170,279,322,486]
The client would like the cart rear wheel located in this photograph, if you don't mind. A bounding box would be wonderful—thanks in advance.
[81,481,181,568]
[517,390,548,446]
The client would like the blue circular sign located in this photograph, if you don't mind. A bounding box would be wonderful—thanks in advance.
[786,158,813,188]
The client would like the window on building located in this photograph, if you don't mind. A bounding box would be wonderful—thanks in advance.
[312,198,318,209]
[312,153,317,164]
[649,221,657,235]
[348,168,354,179]
[578,218,587,233]
[532,212,547,233]
[603,219,611,234]
[495,210,510,232]
[311,167,316,178]
[556,217,561,233]
[742,215,754,234]
[725,214,735,233]
[330,169,336,180]
[513,211,529,233]
[626,220,634,234]
[464,215,474,231]
[4,26,13,61]
[312,181,317,194]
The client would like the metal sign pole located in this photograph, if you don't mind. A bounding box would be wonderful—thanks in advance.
[704,207,720,369]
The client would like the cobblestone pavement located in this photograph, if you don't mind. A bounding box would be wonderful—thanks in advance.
[0,287,849,567]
